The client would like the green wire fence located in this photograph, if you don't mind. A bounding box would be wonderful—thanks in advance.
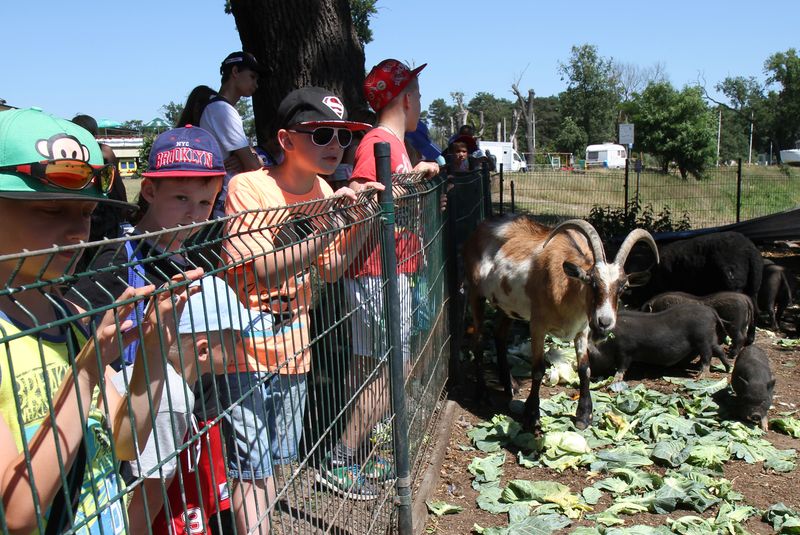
[0,146,489,534]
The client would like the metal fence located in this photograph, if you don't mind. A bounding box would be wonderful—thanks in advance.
[494,161,800,229]
[0,149,481,534]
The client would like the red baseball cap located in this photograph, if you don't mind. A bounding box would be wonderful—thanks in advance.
[363,59,427,112]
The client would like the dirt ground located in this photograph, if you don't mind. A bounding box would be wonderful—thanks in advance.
[424,246,800,534]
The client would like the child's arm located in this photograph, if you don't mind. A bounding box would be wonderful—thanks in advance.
[0,288,145,535]
[317,189,380,282]
[107,269,203,461]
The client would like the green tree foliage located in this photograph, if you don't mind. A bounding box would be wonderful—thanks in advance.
[349,0,378,46]
[427,98,455,146]
[160,101,184,126]
[236,98,257,142]
[627,82,716,179]
[533,96,562,152]
[554,117,587,155]
[120,119,144,132]
[764,48,800,152]
[715,76,765,162]
[468,92,515,141]
[558,44,620,145]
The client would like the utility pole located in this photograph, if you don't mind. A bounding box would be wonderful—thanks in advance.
[528,89,536,163]
[716,109,722,166]
[748,112,754,165]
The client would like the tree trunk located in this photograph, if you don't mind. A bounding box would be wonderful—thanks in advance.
[230,0,366,144]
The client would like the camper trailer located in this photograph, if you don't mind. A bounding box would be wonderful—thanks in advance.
[585,143,627,169]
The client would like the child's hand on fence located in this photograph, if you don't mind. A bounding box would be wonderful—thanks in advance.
[135,268,204,361]
[413,161,440,178]
[333,186,357,202]
[74,285,155,381]
[348,177,386,193]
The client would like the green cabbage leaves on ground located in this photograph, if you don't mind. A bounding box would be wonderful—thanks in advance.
[464,377,797,534]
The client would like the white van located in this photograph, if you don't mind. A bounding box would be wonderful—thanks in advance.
[585,143,627,169]
[478,141,528,172]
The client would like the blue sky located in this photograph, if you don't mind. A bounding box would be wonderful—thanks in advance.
[1,1,796,123]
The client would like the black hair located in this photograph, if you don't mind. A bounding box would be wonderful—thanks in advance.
[176,85,218,127]
[71,115,99,136]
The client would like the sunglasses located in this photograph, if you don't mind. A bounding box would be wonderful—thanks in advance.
[0,159,114,193]
[290,127,353,148]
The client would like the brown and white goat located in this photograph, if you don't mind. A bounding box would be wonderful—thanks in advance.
[463,217,658,431]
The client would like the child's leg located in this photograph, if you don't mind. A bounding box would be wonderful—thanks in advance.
[231,477,275,535]
[128,478,171,532]
[219,371,278,534]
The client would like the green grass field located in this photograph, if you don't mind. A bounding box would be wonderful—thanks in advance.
[123,177,141,203]
[495,165,800,228]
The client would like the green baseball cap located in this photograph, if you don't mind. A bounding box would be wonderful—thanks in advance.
[0,107,133,207]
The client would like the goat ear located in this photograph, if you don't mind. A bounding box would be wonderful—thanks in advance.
[768,378,776,391]
[626,271,651,288]
[563,261,589,282]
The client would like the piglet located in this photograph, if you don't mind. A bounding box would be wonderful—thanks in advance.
[730,345,775,431]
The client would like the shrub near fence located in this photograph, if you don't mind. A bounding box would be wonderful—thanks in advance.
[0,165,457,534]
[496,163,800,228]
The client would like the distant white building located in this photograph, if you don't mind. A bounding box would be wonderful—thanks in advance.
[97,136,144,177]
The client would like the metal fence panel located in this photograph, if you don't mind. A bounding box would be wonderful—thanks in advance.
[495,165,800,228]
[0,169,467,535]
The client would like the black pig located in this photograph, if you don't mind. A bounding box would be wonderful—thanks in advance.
[642,291,755,358]
[589,303,730,382]
[730,345,775,431]
[759,259,793,331]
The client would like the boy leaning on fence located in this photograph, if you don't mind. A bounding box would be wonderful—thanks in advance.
[68,125,232,533]
[315,59,440,500]
[221,86,370,533]
[111,275,250,535]
[0,107,201,534]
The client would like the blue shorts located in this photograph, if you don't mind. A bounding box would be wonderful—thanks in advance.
[217,371,307,480]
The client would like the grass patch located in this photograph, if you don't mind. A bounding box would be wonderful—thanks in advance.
[123,177,141,203]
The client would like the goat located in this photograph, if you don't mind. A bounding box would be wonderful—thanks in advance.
[463,217,658,431]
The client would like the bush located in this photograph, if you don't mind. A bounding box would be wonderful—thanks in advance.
[587,199,691,241]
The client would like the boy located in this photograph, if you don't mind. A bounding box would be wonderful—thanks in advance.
[68,125,232,531]
[320,59,440,500]
[112,275,250,534]
[0,107,200,534]
[200,51,265,217]
[447,140,470,173]
[222,86,369,533]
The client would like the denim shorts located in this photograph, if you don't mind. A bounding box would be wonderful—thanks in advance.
[217,371,307,480]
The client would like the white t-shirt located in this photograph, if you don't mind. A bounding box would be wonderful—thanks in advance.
[200,98,251,216]
[199,99,249,157]
[111,364,195,478]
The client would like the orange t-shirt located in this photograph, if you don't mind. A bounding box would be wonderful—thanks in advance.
[223,168,335,374]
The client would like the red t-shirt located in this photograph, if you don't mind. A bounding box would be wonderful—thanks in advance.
[349,128,421,277]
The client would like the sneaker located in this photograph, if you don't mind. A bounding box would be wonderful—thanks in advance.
[316,455,380,501]
[362,454,395,482]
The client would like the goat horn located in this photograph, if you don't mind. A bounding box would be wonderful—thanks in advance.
[613,228,659,267]
[543,219,606,264]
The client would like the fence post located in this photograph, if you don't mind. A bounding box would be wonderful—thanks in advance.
[624,157,630,215]
[510,180,516,213]
[374,142,413,535]
[499,163,504,215]
[482,162,492,217]
[736,158,743,223]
